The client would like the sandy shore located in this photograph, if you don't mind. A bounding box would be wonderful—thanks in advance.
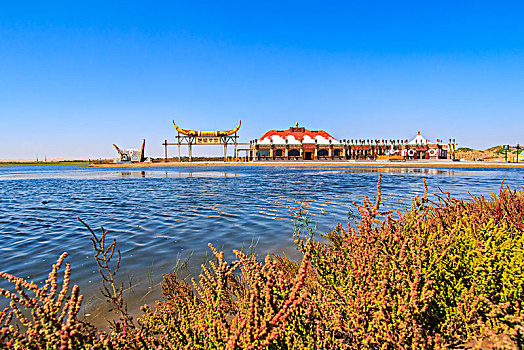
[88,160,524,168]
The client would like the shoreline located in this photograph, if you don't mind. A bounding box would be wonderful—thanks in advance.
[88,160,524,168]
[0,161,89,167]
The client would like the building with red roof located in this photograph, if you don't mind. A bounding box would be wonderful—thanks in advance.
[250,123,344,160]
[250,125,453,161]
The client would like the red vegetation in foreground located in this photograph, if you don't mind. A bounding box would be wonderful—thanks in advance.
[1,176,524,349]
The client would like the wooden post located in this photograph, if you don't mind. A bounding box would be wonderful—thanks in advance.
[177,135,181,162]
[188,137,192,162]
[234,134,238,160]
[223,139,227,162]
[164,140,168,162]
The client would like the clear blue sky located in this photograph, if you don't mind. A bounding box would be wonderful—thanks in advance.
[1,1,523,158]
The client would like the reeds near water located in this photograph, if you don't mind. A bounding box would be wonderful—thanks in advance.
[1,176,524,349]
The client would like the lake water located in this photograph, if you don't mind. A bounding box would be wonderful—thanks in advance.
[1,165,523,321]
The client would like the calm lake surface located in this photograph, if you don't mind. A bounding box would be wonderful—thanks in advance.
[1,165,523,319]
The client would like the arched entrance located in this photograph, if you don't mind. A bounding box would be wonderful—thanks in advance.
[318,149,328,158]
[258,150,269,158]
[288,149,300,159]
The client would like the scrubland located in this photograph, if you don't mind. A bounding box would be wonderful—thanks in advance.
[1,177,523,349]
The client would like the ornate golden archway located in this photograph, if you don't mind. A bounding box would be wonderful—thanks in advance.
[163,121,242,162]
[172,120,241,137]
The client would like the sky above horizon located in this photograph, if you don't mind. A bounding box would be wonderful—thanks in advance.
[1,1,523,158]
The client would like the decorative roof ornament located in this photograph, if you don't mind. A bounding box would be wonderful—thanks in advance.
[172,120,241,137]
[408,131,430,145]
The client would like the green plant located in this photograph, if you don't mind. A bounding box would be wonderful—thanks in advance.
[140,244,333,349]
[293,176,524,348]
[0,253,101,349]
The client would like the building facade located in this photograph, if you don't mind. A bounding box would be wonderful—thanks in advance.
[250,125,453,161]
[250,124,344,161]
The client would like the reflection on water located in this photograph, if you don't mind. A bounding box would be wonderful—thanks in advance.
[303,168,479,176]
[0,170,241,180]
[120,171,146,178]
[0,165,523,324]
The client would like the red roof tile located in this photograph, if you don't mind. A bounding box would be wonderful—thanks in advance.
[259,128,335,142]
